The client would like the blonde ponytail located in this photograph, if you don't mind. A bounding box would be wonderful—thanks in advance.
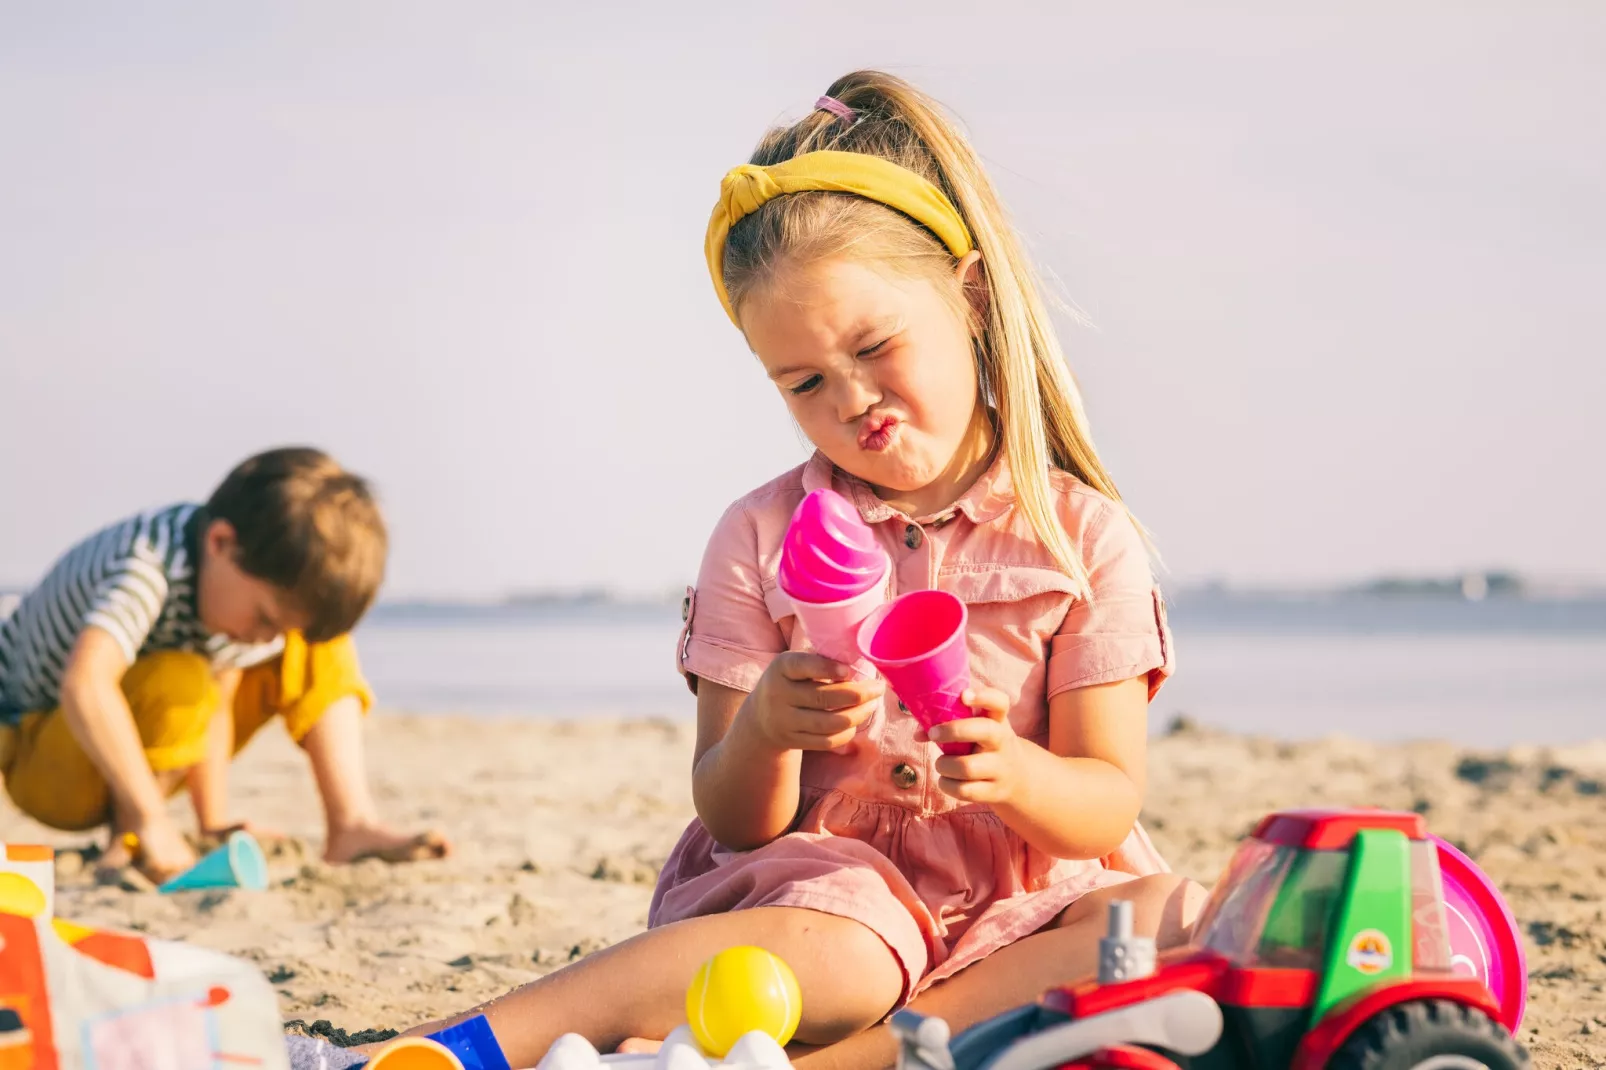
[720,71,1142,597]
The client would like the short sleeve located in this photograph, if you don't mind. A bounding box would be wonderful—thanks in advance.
[676,501,787,695]
[1046,502,1174,701]
[82,549,169,665]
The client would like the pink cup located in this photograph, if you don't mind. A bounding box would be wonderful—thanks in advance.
[1433,835,1527,1031]
[856,589,976,755]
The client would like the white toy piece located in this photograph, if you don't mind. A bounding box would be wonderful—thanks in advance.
[536,1026,793,1070]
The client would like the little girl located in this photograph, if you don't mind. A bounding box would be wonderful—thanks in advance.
[381,71,1203,1070]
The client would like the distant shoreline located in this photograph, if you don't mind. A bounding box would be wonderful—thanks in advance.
[365,576,1606,614]
[6,571,1606,622]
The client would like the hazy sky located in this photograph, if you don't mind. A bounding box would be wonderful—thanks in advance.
[2,5,1601,598]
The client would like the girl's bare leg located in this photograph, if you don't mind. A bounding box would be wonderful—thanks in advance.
[362,905,904,1068]
[789,875,1206,1070]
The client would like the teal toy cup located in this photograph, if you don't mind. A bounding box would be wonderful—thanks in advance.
[158,830,269,893]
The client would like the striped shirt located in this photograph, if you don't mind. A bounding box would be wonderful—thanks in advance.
[0,504,281,722]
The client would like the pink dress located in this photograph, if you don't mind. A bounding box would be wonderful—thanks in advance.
[651,450,1175,1005]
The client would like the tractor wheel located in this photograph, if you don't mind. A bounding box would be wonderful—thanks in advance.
[1327,999,1529,1070]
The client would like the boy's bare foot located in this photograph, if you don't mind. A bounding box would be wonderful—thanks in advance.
[324,822,450,865]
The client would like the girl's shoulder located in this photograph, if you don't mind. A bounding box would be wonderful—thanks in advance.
[725,462,811,517]
[1044,468,1131,537]
[714,462,811,532]
[699,462,812,564]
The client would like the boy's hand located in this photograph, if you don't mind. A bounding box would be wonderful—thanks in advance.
[747,652,884,753]
[929,687,1026,804]
[127,816,198,885]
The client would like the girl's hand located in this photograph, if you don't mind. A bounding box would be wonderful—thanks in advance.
[928,687,1025,804]
[747,651,885,753]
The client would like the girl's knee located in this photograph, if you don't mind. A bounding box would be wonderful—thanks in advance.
[774,912,903,1045]
[1057,873,1206,949]
[1121,873,1207,948]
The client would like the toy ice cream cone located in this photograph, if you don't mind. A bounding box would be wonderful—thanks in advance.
[856,589,976,755]
[778,489,890,678]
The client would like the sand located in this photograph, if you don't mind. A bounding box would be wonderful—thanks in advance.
[2,712,1603,1068]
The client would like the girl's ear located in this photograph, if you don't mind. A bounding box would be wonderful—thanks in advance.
[955,250,988,334]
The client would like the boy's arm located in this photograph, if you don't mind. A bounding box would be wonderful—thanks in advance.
[58,628,195,878]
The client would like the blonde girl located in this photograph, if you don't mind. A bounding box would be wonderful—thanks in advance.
[376,70,1202,1070]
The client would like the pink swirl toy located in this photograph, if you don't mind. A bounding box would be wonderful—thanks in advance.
[1433,835,1528,1031]
[777,488,891,675]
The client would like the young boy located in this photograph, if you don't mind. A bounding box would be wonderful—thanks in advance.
[0,446,449,884]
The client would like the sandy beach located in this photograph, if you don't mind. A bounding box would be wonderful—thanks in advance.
[2,712,1603,1067]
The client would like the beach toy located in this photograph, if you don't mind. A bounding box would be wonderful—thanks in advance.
[889,809,1530,1070]
[536,1026,793,1070]
[158,829,270,893]
[0,907,291,1069]
[0,845,54,918]
[856,589,976,755]
[685,946,803,1058]
[777,488,890,677]
[1432,835,1527,1031]
[368,1036,464,1070]
[421,1014,511,1070]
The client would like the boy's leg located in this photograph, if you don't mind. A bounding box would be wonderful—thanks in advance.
[233,632,448,864]
[302,696,448,863]
[185,669,240,839]
[0,651,216,840]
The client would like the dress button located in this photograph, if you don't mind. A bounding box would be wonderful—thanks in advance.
[891,762,918,789]
[904,524,923,549]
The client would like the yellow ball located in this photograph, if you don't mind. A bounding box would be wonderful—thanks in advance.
[685,946,803,1057]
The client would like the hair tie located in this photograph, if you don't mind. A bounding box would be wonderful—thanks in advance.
[704,150,974,326]
[814,95,856,122]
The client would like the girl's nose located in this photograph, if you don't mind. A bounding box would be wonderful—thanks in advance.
[834,367,882,423]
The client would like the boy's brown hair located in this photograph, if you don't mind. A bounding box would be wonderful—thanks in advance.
[205,447,387,642]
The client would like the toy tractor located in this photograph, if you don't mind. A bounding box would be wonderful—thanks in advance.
[891,809,1530,1070]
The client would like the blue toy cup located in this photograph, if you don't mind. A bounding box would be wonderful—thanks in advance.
[158,830,269,893]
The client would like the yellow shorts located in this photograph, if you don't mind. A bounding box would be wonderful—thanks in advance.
[0,632,372,831]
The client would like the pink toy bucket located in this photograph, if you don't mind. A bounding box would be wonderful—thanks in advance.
[1433,835,1527,1031]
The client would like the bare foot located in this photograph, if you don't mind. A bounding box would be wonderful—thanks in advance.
[617,1038,663,1055]
[324,822,451,865]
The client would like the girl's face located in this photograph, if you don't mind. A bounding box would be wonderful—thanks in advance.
[741,256,984,497]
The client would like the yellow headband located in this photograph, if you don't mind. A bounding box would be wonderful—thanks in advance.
[704,150,975,326]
